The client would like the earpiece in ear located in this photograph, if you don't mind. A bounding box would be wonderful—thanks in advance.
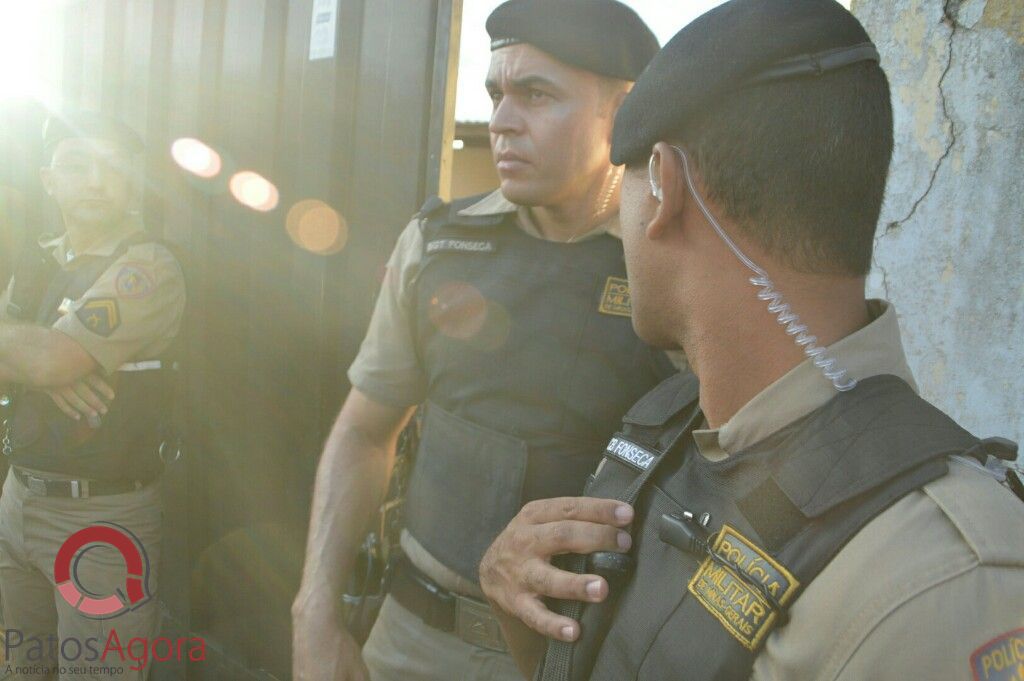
[648,152,663,203]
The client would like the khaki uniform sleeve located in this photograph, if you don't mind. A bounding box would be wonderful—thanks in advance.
[53,243,185,374]
[832,565,1024,681]
[752,464,1024,681]
[346,218,427,407]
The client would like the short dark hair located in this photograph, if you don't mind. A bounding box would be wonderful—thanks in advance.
[675,62,893,277]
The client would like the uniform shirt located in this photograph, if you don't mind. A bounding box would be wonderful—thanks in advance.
[0,226,185,375]
[688,301,1024,681]
[349,190,684,597]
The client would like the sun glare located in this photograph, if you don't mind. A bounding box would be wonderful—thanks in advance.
[0,2,51,101]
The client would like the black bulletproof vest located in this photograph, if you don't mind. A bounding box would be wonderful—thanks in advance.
[405,194,677,583]
[540,373,983,681]
[4,233,175,482]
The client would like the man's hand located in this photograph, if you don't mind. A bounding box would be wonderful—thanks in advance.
[291,592,370,681]
[480,497,634,643]
[45,374,115,424]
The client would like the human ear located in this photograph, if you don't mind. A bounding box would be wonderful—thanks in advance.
[646,142,685,241]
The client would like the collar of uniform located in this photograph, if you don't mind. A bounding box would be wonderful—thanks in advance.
[693,300,918,462]
[39,224,143,266]
[456,189,621,242]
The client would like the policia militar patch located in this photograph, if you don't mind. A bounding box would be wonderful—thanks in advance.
[75,298,121,337]
[598,276,631,317]
[688,525,799,651]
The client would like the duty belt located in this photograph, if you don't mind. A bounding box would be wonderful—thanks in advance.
[390,556,509,653]
[11,466,153,499]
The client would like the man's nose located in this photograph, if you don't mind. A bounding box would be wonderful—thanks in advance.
[489,98,523,137]
[85,162,106,187]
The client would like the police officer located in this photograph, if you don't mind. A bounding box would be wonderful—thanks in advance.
[290,2,681,680]
[0,112,185,680]
[479,1,1024,679]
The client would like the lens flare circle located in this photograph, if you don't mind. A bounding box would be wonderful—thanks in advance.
[171,138,222,179]
[229,171,279,212]
[285,199,349,255]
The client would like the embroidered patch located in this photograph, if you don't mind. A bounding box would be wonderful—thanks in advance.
[605,435,657,471]
[114,264,155,299]
[75,298,121,337]
[598,276,631,317]
[687,524,799,651]
[426,239,496,255]
[971,628,1024,681]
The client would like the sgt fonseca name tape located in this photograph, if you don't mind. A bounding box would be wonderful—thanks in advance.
[606,435,656,471]
[426,239,496,255]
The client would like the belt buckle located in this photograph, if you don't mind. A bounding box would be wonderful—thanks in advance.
[25,474,48,496]
[70,479,90,499]
[454,594,508,653]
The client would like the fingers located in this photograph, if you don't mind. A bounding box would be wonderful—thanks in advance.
[533,519,631,556]
[83,373,116,401]
[71,381,109,415]
[514,593,582,642]
[520,497,634,527]
[520,559,609,603]
[47,391,81,421]
[58,386,98,419]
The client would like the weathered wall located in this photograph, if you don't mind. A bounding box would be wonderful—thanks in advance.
[854,0,1024,450]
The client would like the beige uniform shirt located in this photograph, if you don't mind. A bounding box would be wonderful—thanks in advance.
[689,301,1024,681]
[0,227,185,375]
[348,191,684,597]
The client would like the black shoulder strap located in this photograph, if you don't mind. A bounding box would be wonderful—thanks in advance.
[541,372,701,681]
[6,243,59,321]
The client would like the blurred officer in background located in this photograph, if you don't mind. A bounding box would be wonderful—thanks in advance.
[0,111,185,680]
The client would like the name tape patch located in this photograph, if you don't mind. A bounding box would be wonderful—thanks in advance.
[972,628,1024,681]
[598,276,631,317]
[426,239,496,255]
[688,524,799,651]
[605,435,656,471]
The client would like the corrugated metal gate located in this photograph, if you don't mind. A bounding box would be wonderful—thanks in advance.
[0,1,461,678]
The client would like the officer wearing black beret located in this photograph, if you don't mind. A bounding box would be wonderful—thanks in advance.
[292,3,684,681]
[480,1,1024,679]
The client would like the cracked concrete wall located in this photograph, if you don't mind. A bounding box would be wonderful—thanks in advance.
[853,0,1024,449]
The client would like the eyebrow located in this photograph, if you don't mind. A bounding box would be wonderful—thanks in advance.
[485,74,563,93]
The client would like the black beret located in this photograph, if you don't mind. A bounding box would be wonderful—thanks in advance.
[611,0,880,165]
[486,0,659,81]
[43,110,144,156]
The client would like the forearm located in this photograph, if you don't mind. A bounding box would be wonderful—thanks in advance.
[293,418,398,616]
[0,324,76,386]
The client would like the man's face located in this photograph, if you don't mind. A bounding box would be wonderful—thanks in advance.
[486,44,619,207]
[40,137,134,229]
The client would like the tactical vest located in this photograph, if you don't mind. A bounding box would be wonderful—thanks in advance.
[539,372,1020,681]
[405,194,678,583]
[2,232,177,482]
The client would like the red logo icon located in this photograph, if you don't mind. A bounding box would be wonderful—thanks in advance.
[53,522,152,619]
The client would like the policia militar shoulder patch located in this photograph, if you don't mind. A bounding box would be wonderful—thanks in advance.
[75,298,121,337]
[687,524,800,651]
[599,276,631,317]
